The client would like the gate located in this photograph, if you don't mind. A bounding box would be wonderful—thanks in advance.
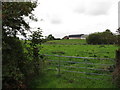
[43,54,115,81]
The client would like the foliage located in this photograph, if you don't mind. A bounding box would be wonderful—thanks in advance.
[30,28,43,45]
[27,28,45,75]
[2,37,26,88]
[2,2,37,38]
[86,29,117,45]
[2,2,39,88]
[86,32,102,45]
[45,34,55,40]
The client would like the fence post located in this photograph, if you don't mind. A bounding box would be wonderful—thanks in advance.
[58,56,61,76]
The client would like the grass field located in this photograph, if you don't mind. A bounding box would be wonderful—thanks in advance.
[44,39,86,45]
[30,39,118,88]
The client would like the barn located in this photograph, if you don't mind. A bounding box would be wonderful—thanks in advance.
[68,34,84,39]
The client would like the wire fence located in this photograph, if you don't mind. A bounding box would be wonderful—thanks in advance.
[41,54,115,80]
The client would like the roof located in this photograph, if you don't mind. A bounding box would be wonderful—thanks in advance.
[69,34,84,37]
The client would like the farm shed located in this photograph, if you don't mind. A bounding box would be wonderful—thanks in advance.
[68,34,84,39]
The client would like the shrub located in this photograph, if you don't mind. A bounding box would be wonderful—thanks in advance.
[86,30,117,45]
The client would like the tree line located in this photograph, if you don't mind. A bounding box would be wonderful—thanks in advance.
[86,29,118,45]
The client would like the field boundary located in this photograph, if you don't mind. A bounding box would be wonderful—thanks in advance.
[40,54,115,80]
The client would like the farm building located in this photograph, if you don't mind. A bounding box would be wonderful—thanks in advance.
[62,34,88,39]
[68,34,84,39]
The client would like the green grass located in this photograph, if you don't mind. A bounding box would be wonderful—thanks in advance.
[44,39,86,45]
[30,70,115,88]
[40,44,117,58]
[29,39,118,88]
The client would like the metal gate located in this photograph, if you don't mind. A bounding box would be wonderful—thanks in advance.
[43,54,115,80]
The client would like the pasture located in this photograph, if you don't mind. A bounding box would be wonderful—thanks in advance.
[44,39,86,45]
[30,39,118,88]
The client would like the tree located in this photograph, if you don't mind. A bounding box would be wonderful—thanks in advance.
[2,2,37,38]
[2,2,38,88]
[86,33,102,44]
[46,34,55,40]
[26,28,44,75]
[86,30,117,45]
[30,28,43,45]
[102,29,117,44]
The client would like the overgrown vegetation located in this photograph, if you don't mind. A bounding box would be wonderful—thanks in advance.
[2,2,45,88]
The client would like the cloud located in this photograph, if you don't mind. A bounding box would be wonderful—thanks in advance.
[74,4,85,13]
[51,18,62,24]
[49,13,62,24]
[30,0,119,38]
[118,1,120,27]
[74,0,113,16]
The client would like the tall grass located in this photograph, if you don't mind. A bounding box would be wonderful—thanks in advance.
[30,39,118,88]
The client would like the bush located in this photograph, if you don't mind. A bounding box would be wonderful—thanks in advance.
[2,37,26,88]
[2,30,45,88]
[86,30,117,45]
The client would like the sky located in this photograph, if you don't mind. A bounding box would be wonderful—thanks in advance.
[28,0,120,38]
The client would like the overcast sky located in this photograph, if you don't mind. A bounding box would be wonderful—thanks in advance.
[29,0,120,38]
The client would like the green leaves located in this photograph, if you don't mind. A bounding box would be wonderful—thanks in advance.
[2,2,39,88]
[86,30,117,45]
[2,2,37,38]
[46,34,55,40]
